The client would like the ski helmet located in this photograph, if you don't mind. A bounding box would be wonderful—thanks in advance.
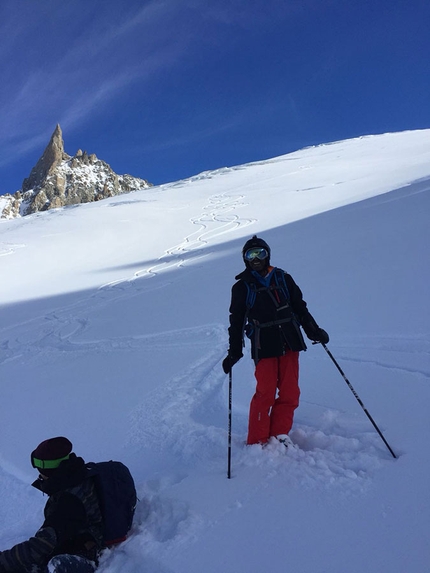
[242,235,271,266]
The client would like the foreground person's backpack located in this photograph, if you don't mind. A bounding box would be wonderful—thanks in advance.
[86,460,137,547]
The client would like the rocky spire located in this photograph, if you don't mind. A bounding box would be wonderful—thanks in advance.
[22,124,70,192]
[0,125,152,218]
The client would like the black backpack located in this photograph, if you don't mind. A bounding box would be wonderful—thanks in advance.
[86,460,137,547]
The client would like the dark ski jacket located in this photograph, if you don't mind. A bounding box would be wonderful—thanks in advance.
[228,266,322,362]
[0,454,104,573]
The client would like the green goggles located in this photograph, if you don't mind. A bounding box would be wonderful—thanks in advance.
[31,454,70,470]
[244,247,268,261]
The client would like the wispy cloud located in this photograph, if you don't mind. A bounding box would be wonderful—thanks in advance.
[0,0,310,172]
[0,0,194,166]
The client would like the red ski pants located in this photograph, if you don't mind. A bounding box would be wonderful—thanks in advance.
[247,352,300,445]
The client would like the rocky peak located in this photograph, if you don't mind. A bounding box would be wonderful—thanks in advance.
[1,125,152,218]
[22,124,70,192]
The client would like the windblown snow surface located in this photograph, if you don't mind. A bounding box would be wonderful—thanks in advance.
[0,130,429,573]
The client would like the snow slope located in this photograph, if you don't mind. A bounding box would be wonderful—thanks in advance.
[0,130,429,573]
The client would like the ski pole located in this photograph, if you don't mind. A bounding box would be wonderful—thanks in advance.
[227,367,233,479]
[320,342,397,459]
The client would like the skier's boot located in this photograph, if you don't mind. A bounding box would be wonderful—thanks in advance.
[276,434,293,448]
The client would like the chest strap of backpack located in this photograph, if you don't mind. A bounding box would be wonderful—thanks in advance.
[249,316,294,355]
[256,317,293,329]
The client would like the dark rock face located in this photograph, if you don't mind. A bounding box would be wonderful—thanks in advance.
[22,124,70,193]
[1,125,152,218]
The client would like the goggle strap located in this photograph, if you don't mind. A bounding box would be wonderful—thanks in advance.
[32,454,70,469]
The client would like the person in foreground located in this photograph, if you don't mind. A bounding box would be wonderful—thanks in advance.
[223,235,329,446]
[0,437,103,573]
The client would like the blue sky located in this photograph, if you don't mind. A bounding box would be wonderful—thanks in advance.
[1,0,429,194]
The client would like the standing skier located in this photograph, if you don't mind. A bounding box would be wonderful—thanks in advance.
[222,236,329,446]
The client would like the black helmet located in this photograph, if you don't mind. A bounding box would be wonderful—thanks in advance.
[242,235,271,265]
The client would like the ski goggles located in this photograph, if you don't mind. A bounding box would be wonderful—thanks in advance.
[244,247,269,261]
[31,453,70,470]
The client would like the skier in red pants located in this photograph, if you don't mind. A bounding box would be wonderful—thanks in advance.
[222,236,329,446]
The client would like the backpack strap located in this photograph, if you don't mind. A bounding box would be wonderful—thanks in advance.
[245,280,257,310]
[245,268,290,311]
[273,268,290,301]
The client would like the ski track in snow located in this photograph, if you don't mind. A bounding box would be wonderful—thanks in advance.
[100,191,256,287]
[0,189,254,364]
[338,355,430,380]
[334,336,430,380]
[0,308,410,495]
[0,242,26,257]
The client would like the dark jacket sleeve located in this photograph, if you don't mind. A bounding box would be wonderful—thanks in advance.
[0,492,88,573]
[0,526,57,572]
[285,273,321,339]
[43,491,87,544]
[227,281,248,357]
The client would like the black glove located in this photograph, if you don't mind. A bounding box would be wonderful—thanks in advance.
[313,328,329,344]
[222,353,242,374]
[302,317,329,345]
